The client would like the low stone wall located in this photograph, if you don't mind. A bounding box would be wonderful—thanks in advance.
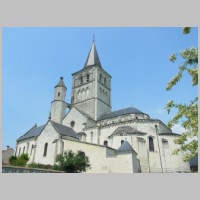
[2,165,63,173]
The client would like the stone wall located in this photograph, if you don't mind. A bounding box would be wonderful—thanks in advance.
[2,165,63,173]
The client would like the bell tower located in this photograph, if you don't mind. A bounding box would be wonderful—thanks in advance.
[71,41,112,120]
[50,77,67,123]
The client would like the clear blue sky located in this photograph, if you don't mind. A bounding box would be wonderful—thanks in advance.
[2,27,198,150]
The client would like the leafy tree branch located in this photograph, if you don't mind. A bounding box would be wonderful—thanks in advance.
[165,28,198,161]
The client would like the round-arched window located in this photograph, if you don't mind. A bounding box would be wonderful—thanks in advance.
[104,140,108,146]
[87,74,90,82]
[70,121,75,127]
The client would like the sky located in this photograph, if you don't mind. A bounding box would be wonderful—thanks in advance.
[2,27,198,150]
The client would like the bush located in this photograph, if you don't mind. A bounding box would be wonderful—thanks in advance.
[55,150,91,173]
[27,162,55,170]
[9,153,29,167]
[9,156,17,165]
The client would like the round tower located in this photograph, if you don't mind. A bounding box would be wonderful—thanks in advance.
[50,77,67,124]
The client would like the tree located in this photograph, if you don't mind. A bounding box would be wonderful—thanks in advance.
[165,27,198,161]
[55,150,91,173]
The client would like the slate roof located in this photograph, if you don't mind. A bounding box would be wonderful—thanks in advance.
[108,126,147,138]
[51,121,78,139]
[158,132,180,136]
[77,132,86,136]
[84,41,102,68]
[98,107,146,121]
[117,141,135,153]
[17,120,78,142]
[17,125,45,141]
[55,77,66,89]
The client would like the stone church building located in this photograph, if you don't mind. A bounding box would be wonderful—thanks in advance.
[15,41,190,173]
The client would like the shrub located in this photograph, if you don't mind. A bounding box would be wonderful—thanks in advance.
[27,162,54,170]
[9,153,29,167]
[55,150,91,173]
[9,156,17,165]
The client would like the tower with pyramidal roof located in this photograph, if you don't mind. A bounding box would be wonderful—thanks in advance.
[71,41,112,120]
[14,38,191,173]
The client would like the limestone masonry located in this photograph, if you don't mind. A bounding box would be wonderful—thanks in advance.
[15,41,190,173]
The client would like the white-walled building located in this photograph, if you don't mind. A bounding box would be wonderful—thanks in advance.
[15,41,190,173]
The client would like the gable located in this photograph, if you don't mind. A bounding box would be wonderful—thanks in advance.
[62,107,89,132]
[17,124,46,142]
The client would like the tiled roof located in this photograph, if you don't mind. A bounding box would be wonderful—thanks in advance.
[84,41,102,68]
[117,141,135,152]
[77,132,86,136]
[158,132,180,136]
[98,107,145,121]
[55,77,66,89]
[17,125,45,141]
[51,121,78,139]
[17,120,78,141]
[108,126,147,138]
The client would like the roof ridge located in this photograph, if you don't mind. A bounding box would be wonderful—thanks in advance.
[98,106,145,121]
[17,123,46,141]
[17,124,37,140]
[84,41,102,68]
[117,141,136,153]
[74,107,96,121]
[50,120,78,139]
[55,77,66,89]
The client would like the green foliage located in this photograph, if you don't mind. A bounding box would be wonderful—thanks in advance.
[9,156,17,165]
[183,27,191,34]
[165,28,198,161]
[55,150,91,173]
[27,162,54,170]
[166,47,198,91]
[9,153,29,167]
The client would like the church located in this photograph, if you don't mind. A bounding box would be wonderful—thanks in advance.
[15,40,190,173]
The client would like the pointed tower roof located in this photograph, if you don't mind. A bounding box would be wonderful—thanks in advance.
[55,77,67,89]
[84,41,102,68]
[117,141,134,152]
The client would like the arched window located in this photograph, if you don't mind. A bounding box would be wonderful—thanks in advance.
[104,140,108,146]
[23,146,25,154]
[121,140,124,145]
[99,74,102,83]
[18,147,21,156]
[149,137,154,152]
[43,143,48,157]
[87,74,90,82]
[58,92,60,97]
[70,121,75,127]
[104,77,107,86]
[80,76,83,85]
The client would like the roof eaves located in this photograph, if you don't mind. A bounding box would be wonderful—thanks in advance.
[17,124,37,141]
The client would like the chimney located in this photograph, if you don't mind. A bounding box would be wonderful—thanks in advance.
[6,145,10,150]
